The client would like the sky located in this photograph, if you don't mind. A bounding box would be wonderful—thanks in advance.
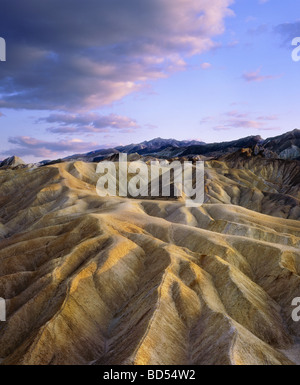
[0,0,299,162]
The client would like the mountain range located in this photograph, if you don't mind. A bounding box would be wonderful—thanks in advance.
[64,129,300,163]
[1,129,300,168]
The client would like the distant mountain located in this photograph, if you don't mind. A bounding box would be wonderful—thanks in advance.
[61,135,266,162]
[61,138,206,162]
[180,135,263,158]
[262,129,300,159]
[38,129,300,165]
[115,137,205,154]
[0,156,25,169]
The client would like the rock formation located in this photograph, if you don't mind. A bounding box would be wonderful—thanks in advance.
[0,156,25,169]
[0,159,299,365]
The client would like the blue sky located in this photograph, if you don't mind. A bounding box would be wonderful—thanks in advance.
[0,0,299,162]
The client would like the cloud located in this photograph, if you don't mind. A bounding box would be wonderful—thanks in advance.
[199,116,214,125]
[0,0,233,112]
[242,68,280,82]
[207,110,280,131]
[224,110,248,119]
[214,119,265,130]
[38,113,140,134]
[275,21,300,44]
[2,136,100,158]
[256,115,278,121]
[200,62,212,70]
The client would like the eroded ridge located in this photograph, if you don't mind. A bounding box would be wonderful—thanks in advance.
[0,162,299,365]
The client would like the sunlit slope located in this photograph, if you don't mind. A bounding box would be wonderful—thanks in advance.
[205,157,300,220]
[0,161,299,365]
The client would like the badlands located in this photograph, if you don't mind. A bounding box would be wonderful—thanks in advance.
[0,141,299,365]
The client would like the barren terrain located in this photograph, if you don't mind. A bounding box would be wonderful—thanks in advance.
[0,159,299,365]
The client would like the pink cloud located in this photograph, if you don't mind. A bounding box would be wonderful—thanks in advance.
[242,68,281,82]
[40,113,140,134]
[201,62,212,70]
[3,136,100,158]
[208,110,280,132]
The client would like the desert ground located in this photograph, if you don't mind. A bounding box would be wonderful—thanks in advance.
[0,154,299,365]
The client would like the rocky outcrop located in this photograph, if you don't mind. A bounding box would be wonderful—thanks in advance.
[263,129,300,160]
[0,156,25,169]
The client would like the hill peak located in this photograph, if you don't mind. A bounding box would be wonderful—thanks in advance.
[0,155,26,168]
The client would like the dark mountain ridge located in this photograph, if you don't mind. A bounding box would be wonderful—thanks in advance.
[1,129,300,168]
[58,129,300,163]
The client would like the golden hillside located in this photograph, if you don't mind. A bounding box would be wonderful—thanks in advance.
[0,161,299,365]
